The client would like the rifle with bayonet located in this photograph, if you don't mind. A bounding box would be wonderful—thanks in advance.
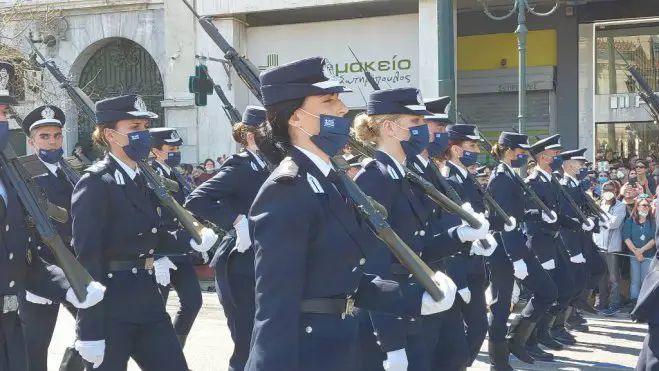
[616,50,659,122]
[183,2,443,301]
[27,37,204,244]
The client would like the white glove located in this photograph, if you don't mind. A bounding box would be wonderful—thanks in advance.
[383,348,408,371]
[234,216,252,253]
[74,340,105,369]
[570,253,587,264]
[541,259,556,271]
[512,259,529,280]
[542,210,558,224]
[25,290,53,305]
[190,227,218,253]
[456,203,490,242]
[458,287,472,304]
[470,234,497,257]
[504,216,517,232]
[421,271,457,315]
[582,218,595,232]
[66,281,106,309]
[154,257,177,286]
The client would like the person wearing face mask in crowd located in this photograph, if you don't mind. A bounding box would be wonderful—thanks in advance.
[185,106,271,371]
[194,158,217,186]
[148,128,203,350]
[17,105,107,371]
[593,181,626,316]
[486,132,558,369]
[635,161,656,197]
[594,172,609,198]
[244,57,456,371]
[71,95,218,370]
[523,135,584,362]
[623,196,656,304]
[404,97,485,371]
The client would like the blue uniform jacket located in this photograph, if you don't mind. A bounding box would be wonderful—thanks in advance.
[558,175,589,258]
[71,155,189,341]
[185,150,269,304]
[0,168,69,302]
[355,151,431,353]
[245,147,425,371]
[487,163,531,263]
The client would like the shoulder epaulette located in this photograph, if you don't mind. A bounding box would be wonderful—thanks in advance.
[271,157,299,182]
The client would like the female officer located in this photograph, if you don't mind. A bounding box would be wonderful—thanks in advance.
[486,132,558,370]
[71,94,217,370]
[184,106,270,371]
[245,57,457,371]
[352,88,489,371]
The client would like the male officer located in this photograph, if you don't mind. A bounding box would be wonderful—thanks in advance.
[18,105,85,371]
[0,61,104,371]
[149,128,202,348]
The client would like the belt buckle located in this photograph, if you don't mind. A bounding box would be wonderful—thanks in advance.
[3,295,18,314]
[144,257,155,270]
[342,297,355,319]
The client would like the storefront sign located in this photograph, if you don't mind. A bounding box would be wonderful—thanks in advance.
[595,94,654,123]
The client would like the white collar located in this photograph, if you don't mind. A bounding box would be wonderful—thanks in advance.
[109,152,138,180]
[381,150,405,175]
[416,154,430,168]
[449,160,468,178]
[565,173,578,184]
[502,161,514,173]
[156,160,171,176]
[536,166,552,180]
[295,146,333,177]
[39,158,60,177]
[247,149,266,169]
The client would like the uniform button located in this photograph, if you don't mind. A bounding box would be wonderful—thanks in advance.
[173,218,178,222]
[373,331,378,336]
[397,316,403,320]
[414,231,419,236]
[151,227,157,234]
[408,274,413,279]
[148,270,153,275]
[8,253,12,260]
[138,233,143,236]
[28,237,31,242]
[131,268,138,274]
[107,273,113,278]
[37,246,42,251]
[156,207,161,215]
[410,318,416,322]
[352,267,358,272]
[420,230,426,236]
[305,326,312,334]
[149,249,154,254]
[359,258,366,266]
[5,225,8,232]
[9,280,14,288]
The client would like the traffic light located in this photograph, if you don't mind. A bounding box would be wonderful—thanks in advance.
[189,64,213,106]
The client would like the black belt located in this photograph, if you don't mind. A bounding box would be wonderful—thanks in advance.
[2,295,18,314]
[107,257,155,272]
[300,298,355,318]
[390,263,410,275]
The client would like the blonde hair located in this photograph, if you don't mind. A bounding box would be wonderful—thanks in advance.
[92,123,116,149]
[232,122,259,146]
[352,113,401,145]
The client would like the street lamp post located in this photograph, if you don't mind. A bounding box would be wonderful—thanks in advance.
[478,0,559,137]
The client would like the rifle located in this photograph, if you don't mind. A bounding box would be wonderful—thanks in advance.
[184,5,443,301]
[615,49,659,121]
[0,136,92,300]
[28,38,205,245]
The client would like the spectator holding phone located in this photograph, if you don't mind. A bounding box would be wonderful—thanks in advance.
[635,160,656,196]
[623,195,656,305]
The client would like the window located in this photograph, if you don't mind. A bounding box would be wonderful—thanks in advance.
[595,122,659,161]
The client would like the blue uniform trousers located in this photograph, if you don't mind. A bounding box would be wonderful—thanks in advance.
[424,303,470,371]
[85,315,188,371]
[0,312,27,371]
[461,256,488,363]
[160,258,202,337]
[548,249,575,314]
[19,296,76,371]
[359,318,429,371]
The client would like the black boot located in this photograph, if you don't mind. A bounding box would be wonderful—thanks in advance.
[506,316,535,364]
[536,314,564,350]
[177,334,188,349]
[551,308,577,345]
[526,328,555,362]
[575,289,597,314]
[567,309,589,332]
[489,340,514,371]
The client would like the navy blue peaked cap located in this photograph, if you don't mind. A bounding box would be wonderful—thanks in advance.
[476,166,488,177]
[0,61,17,106]
[22,105,65,134]
[367,88,431,116]
[498,132,529,149]
[242,106,266,127]
[150,127,183,147]
[260,57,351,106]
[560,148,587,161]
[424,96,451,123]
[95,94,158,125]
[446,124,481,141]
[530,134,562,156]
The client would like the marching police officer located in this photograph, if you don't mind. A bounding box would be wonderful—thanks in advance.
[0,62,104,371]
[631,247,659,370]
[70,94,217,370]
[184,106,270,371]
[245,57,456,371]
[149,127,203,348]
[487,132,558,369]
[408,96,489,371]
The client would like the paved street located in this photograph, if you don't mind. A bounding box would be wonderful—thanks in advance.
[49,289,645,370]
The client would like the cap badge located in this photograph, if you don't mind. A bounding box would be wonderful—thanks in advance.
[322,58,336,80]
[134,96,148,112]
[0,68,9,95]
[41,106,55,120]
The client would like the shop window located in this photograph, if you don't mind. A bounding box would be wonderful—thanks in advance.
[595,122,659,163]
